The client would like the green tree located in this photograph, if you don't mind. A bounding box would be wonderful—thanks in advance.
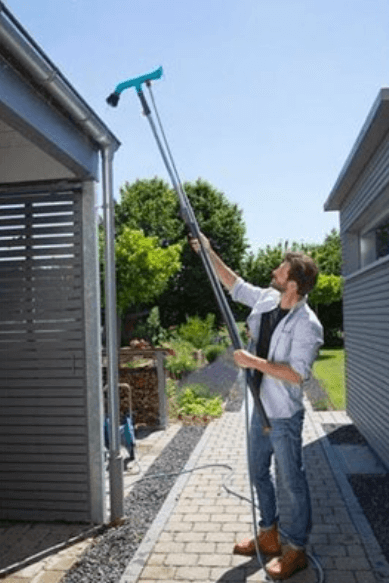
[100,227,181,315]
[116,178,181,243]
[308,273,344,307]
[115,177,248,326]
[242,231,343,346]
[243,231,342,293]
[311,229,342,276]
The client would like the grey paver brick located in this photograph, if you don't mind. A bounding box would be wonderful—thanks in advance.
[231,554,252,567]
[324,571,357,583]
[185,542,216,554]
[313,544,347,557]
[147,553,167,566]
[311,524,341,534]
[182,513,210,522]
[175,566,211,580]
[217,543,235,554]
[197,498,218,506]
[154,541,185,554]
[339,522,358,534]
[193,522,221,532]
[165,520,193,532]
[141,565,176,580]
[176,532,205,542]
[159,532,174,542]
[335,556,372,570]
[210,513,237,522]
[164,553,198,566]
[205,531,236,543]
[174,504,200,514]
[197,553,232,567]
[316,556,337,569]
[355,572,379,583]
[347,544,368,557]
[309,533,329,545]
[210,566,246,581]
[237,513,253,523]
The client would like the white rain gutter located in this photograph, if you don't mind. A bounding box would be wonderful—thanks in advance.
[0,2,124,522]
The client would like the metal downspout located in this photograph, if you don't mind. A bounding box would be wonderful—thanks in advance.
[102,145,124,522]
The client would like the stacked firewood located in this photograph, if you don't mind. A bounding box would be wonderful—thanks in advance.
[103,341,166,428]
[119,366,159,426]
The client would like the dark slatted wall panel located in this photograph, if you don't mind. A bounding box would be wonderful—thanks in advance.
[0,187,89,521]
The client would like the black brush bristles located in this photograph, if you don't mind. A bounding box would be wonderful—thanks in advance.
[106,92,120,107]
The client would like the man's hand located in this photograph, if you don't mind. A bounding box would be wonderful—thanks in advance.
[188,232,211,254]
[234,349,261,369]
[234,349,303,385]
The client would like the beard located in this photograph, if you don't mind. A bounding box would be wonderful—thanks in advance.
[270,278,286,293]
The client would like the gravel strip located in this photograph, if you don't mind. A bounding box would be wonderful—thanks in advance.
[62,425,205,583]
[322,422,389,564]
[348,474,389,563]
[323,423,369,445]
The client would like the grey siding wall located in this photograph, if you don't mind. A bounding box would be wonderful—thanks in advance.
[0,183,91,521]
[340,132,389,234]
[344,259,389,469]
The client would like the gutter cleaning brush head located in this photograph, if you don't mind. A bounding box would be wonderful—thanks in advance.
[106,92,120,107]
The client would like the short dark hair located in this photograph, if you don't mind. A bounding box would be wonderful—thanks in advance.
[284,252,319,296]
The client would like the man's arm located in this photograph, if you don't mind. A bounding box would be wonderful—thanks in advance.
[233,349,303,385]
[189,233,238,292]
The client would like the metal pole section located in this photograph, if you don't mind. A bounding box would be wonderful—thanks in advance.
[101,145,124,522]
[138,91,270,432]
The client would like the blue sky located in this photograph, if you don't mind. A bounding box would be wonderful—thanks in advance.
[5,0,389,252]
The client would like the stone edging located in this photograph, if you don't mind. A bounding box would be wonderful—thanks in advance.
[119,418,219,583]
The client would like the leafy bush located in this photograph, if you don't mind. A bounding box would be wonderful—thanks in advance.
[164,339,198,379]
[177,314,216,349]
[132,306,168,346]
[204,344,226,363]
[177,384,223,417]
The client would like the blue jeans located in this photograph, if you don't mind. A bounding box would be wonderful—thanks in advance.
[249,408,312,548]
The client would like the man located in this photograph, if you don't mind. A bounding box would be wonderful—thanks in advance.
[190,234,323,580]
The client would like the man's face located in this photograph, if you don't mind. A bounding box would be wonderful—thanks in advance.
[271,261,292,293]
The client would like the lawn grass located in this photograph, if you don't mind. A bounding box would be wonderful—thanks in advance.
[313,348,346,410]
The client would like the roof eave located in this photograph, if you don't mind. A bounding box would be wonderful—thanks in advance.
[0,2,120,152]
[324,88,389,212]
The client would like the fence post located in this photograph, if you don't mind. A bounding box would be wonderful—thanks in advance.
[156,351,167,429]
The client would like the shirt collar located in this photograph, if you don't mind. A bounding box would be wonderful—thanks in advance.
[278,295,307,314]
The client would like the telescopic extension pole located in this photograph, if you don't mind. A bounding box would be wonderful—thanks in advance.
[106,68,271,434]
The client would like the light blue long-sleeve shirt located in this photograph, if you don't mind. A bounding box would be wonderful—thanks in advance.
[231,278,324,418]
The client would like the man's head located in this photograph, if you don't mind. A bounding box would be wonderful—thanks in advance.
[271,252,319,297]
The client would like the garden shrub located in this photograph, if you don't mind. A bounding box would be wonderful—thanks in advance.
[204,344,226,363]
[132,306,168,346]
[177,314,216,349]
[164,339,198,379]
[177,384,223,417]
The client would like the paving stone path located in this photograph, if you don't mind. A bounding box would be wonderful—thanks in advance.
[120,400,389,583]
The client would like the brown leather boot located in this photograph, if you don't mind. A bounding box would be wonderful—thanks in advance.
[266,545,308,580]
[233,524,282,557]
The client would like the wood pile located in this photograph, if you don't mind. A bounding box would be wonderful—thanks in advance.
[119,366,159,427]
[103,340,168,428]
